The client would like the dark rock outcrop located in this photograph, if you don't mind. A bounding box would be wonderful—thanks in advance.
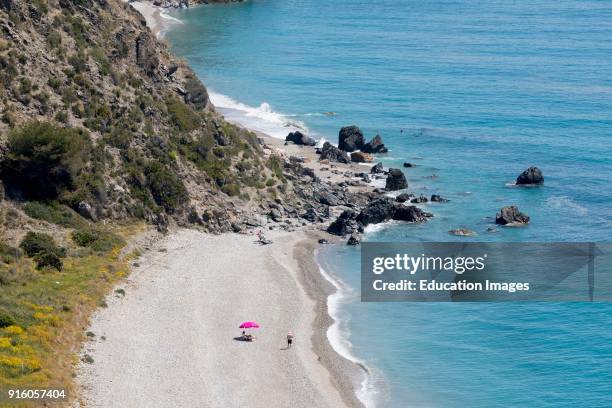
[320,142,350,164]
[327,210,358,236]
[285,131,316,146]
[350,151,373,163]
[371,162,384,174]
[430,194,449,202]
[395,193,413,203]
[347,234,360,246]
[495,206,530,225]
[78,201,98,221]
[516,166,544,185]
[392,205,432,222]
[385,168,408,191]
[362,134,388,154]
[411,195,428,204]
[338,126,365,152]
[356,197,395,226]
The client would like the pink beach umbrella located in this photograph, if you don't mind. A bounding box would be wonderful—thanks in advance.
[239,321,260,329]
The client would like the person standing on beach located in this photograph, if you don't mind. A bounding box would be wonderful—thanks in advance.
[287,331,294,348]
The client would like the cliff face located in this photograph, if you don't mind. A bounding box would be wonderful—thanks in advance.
[0,0,295,235]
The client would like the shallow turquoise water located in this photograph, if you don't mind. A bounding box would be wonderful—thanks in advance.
[165,1,612,406]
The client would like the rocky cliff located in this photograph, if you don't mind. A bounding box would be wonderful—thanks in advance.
[0,0,306,237]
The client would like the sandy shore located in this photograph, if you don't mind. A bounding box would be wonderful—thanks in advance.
[75,229,364,407]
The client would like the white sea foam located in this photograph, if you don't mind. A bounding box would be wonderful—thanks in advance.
[546,196,588,216]
[209,92,308,139]
[316,257,381,408]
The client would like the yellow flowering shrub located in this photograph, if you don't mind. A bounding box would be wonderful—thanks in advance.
[0,337,11,348]
[4,325,24,335]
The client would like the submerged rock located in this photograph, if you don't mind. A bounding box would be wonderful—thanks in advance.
[403,162,414,168]
[338,125,365,152]
[516,166,544,185]
[385,168,408,191]
[495,206,530,225]
[449,228,476,236]
[362,134,388,154]
[319,142,350,164]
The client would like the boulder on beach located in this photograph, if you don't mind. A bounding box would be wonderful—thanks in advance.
[319,142,350,164]
[516,166,544,185]
[350,151,373,163]
[371,162,384,174]
[362,134,388,154]
[338,126,365,152]
[495,206,530,225]
[385,168,408,191]
[285,131,316,146]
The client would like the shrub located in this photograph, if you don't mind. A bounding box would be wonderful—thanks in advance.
[2,121,90,200]
[19,232,65,270]
[0,310,16,328]
[23,201,88,229]
[71,228,124,252]
[145,162,188,213]
[221,183,240,197]
[166,98,200,132]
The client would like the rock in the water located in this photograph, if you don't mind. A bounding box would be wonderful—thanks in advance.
[385,168,408,191]
[347,234,360,246]
[338,125,365,152]
[403,162,414,168]
[430,194,449,202]
[285,131,316,146]
[371,162,384,174]
[350,151,373,163]
[392,205,432,222]
[395,193,413,203]
[356,197,395,226]
[320,142,350,164]
[327,210,358,236]
[78,201,97,221]
[495,206,530,225]
[411,195,428,203]
[362,134,388,154]
[516,166,544,185]
[449,228,476,236]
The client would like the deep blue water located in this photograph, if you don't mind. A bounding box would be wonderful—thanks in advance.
[165,1,612,406]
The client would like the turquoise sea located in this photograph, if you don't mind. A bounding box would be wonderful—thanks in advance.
[164,1,612,406]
